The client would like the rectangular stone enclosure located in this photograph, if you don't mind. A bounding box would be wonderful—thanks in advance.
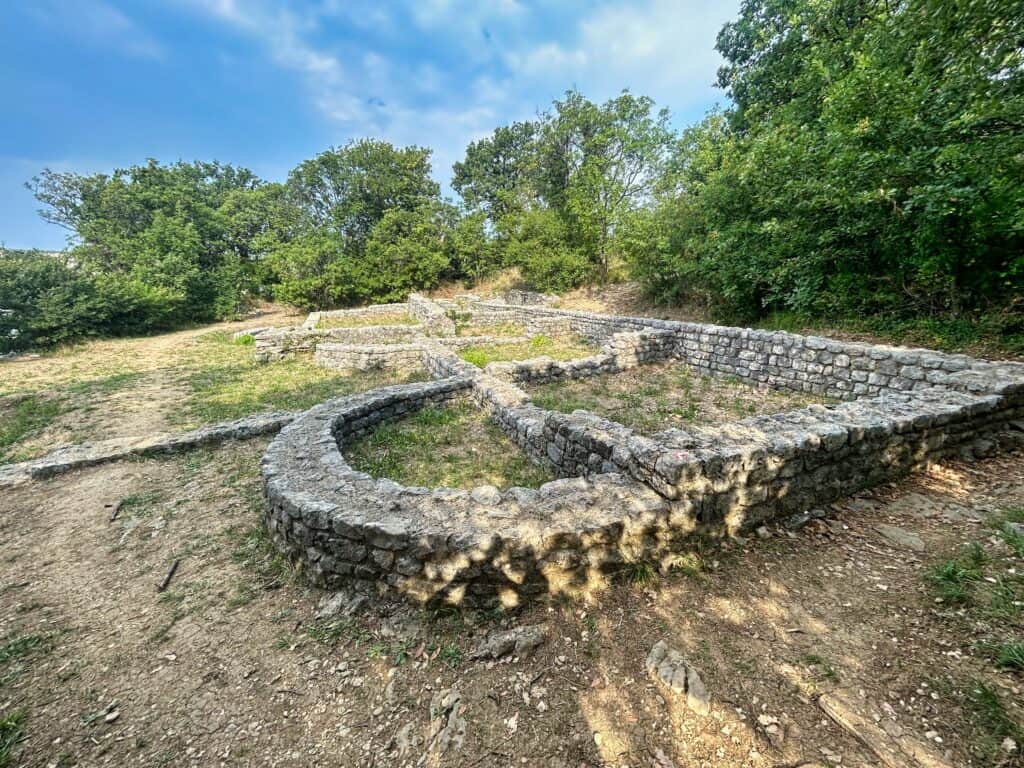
[259,293,1024,605]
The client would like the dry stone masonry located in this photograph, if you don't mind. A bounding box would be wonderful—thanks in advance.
[260,293,1024,606]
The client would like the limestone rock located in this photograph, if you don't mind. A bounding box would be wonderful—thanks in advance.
[645,640,710,715]
[874,524,926,553]
[427,686,465,757]
[471,624,546,660]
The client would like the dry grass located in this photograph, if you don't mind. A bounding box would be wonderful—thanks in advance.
[454,322,525,338]
[317,312,418,329]
[459,335,597,368]
[0,306,421,462]
[528,362,832,433]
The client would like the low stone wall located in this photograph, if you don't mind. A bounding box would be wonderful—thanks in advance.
[409,293,457,335]
[2,411,296,489]
[261,297,1024,606]
[262,379,672,606]
[303,303,410,329]
[482,329,677,386]
[254,325,422,361]
[315,342,425,373]
[470,302,1017,401]
[502,289,558,306]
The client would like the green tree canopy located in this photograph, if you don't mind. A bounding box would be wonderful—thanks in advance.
[632,0,1024,324]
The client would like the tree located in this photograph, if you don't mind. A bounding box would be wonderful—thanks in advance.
[452,121,537,221]
[453,90,674,283]
[29,160,264,324]
[359,204,452,302]
[632,0,1024,324]
[268,141,455,308]
[286,139,439,252]
[536,90,674,279]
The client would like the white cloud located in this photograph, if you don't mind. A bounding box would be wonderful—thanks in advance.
[505,42,587,76]
[506,0,735,113]
[173,0,736,187]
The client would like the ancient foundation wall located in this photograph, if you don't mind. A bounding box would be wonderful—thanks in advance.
[408,293,457,335]
[254,324,422,361]
[472,303,1006,400]
[261,296,1024,606]
[303,303,410,329]
[315,342,425,373]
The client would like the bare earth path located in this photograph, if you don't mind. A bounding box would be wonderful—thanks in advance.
[1,302,1021,767]
[1,440,1020,767]
[0,306,303,462]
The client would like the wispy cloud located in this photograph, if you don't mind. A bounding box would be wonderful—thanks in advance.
[27,0,166,60]
[172,0,736,184]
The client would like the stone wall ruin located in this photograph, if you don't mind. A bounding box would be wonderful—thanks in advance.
[259,293,1024,606]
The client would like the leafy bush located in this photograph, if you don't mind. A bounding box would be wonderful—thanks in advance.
[502,208,592,292]
[629,0,1024,326]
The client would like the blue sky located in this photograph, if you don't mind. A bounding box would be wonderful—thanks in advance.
[0,0,738,250]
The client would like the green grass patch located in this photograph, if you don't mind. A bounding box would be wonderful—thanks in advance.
[925,507,1024,757]
[174,331,427,426]
[992,642,1024,672]
[0,395,63,464]
[927,543,987,604]
[345,401,554,489]
[992,507,1024,557]
[802,652,841,683]
[0,633,49,665]
[0,710,25,768]
[459,334,596,367]
[962,680,1024,763]
[618,560,658,587]
[227,523,292,590]
[65,371,146,396]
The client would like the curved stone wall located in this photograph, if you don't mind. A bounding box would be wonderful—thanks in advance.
[261,379,671,607]
[261,295,1024,606]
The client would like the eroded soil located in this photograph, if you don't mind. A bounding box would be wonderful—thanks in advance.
[1,441,1021,767]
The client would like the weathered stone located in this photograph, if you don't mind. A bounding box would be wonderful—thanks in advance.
[470,624,547,659]
[254,294,1024,608]
[646,640,710,715]
[874,524,926,552]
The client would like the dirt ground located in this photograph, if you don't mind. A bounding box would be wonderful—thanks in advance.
[0,305,303,461]
[1,439,1021,768]
[1,297,1022,768]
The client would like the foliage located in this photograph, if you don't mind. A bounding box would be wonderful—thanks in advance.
[0,248,182,352]
[287,139,438,248]
[269,141,449,308]
[454,89,674,288]
[502,208,592,292]
[29,160,264,327]
[452,121,537,221]
[631,0,1024,326]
